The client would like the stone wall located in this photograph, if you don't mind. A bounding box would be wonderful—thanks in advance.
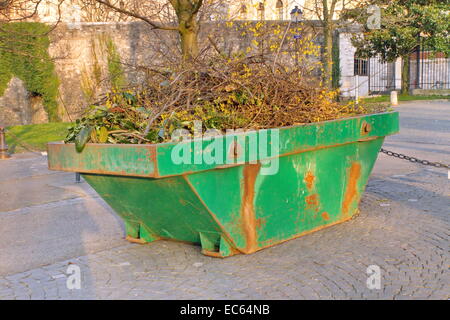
[0,78,48,127]
[48,21,178,122]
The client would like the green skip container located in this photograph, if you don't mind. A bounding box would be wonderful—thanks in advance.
[48,112,399,258]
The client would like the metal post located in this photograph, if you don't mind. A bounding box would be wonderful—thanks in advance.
[368,57,371,94]
[390,90,398,107]
[416,43,420,89]
[0,127,11,160]
[75,172,81,183]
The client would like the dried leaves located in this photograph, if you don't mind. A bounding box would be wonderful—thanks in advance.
[66,53,379,149]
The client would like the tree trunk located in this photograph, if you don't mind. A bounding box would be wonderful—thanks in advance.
[322,19,333,90]
[401,55,410,94]
[173,0,200,62]
[179,18,199,61]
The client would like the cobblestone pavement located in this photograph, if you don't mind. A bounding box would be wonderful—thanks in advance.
[0,101,448,300]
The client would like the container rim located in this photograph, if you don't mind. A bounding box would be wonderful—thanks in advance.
[49,111,398,148]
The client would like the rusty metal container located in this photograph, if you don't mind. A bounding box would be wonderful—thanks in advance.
[48,112,399,257]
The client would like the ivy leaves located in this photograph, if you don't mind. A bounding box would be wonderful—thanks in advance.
[75,126,93,153]
[0,22,60,122]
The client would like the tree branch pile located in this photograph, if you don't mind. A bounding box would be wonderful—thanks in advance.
[66,53,381,150]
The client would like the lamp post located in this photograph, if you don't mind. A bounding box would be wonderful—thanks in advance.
[290,5,303,23]
[0,127,11,160]
[290,6,303,66]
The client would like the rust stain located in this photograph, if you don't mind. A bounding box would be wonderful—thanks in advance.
[149,146,159,177]
[342,162,362,217]
[202,250,228,259]
[125,236,147,245]
[241,164,261,253]
[305,194,320,213]
[305,194,319,207]
[47,142,159,178]
[256,218,266,229]
[304,171,315,190]
[202,247,240,259]
[201,238,241,258]
[361,121,372,135]
[322,212,330,221]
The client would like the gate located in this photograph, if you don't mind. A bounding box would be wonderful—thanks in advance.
[368,58,396,94]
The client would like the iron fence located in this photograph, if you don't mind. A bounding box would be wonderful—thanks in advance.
[410,47,450,90]
[368,57,396,94]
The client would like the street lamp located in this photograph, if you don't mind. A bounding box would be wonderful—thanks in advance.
[290,5,303,23]
[0,127,11,159]
[290,6,303,66]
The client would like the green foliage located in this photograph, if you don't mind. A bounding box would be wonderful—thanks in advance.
[350,0,450,61]
[0,22,61,121]
[65,90,249,151]
[80,38,103,103]
[65,91,151,152]
[80,35,126,104]
[106,37,126,90]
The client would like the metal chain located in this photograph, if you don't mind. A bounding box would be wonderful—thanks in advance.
[380,148,449,169]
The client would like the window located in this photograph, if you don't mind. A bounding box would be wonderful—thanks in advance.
[276,0,284,20]
[354,58,368,76]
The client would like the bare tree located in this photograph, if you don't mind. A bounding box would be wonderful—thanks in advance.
[74,0,171,22]
[0,0,43,22]
[89,0,205,61]
[1,0,218,61]
[86,1,239,61]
